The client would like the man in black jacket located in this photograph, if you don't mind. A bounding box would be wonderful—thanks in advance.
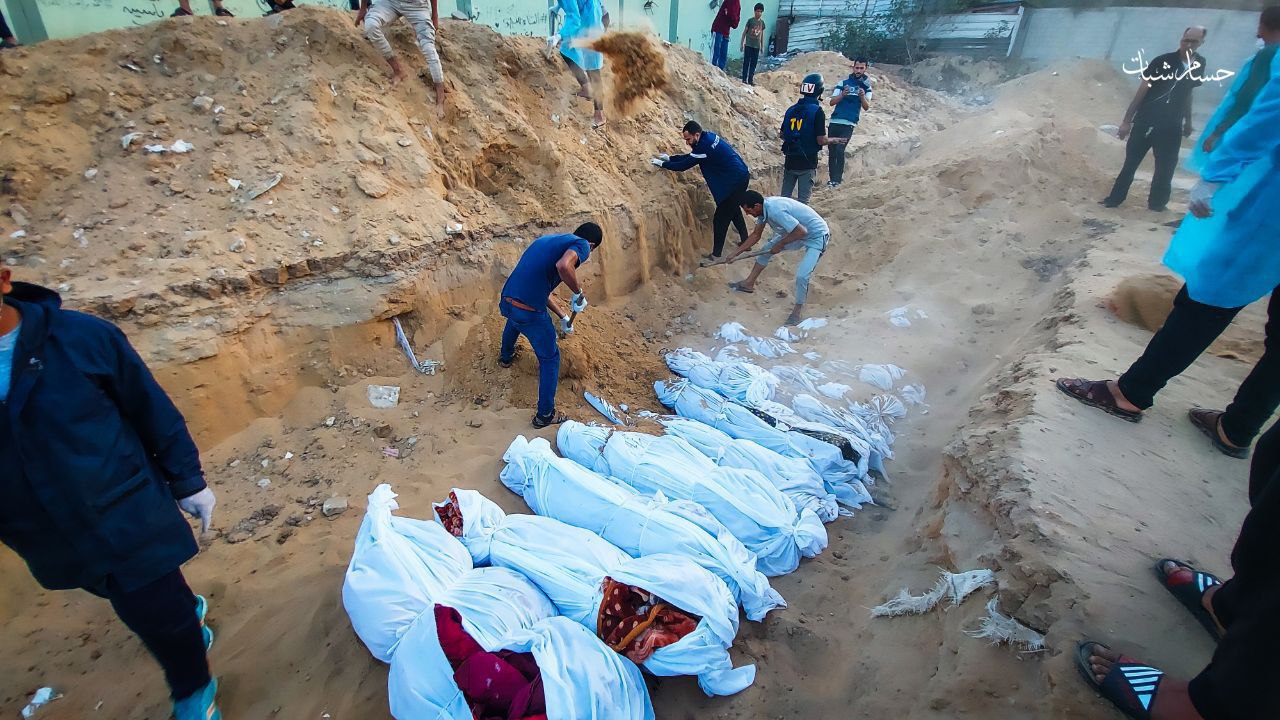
[0,268,221,720]
[1101,26,1209,212]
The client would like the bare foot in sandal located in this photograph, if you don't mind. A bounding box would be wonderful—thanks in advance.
[1078,642,1199,720]
[1154,559,1224,639]
[1056,377,1143,422]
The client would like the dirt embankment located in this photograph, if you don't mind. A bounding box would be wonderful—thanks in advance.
[0,10,956,445]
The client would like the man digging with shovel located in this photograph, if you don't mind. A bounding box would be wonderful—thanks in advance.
[714,190,830,326]
[498,223,604,428]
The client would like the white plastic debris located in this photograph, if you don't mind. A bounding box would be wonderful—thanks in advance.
[21,687,60,718]
[445,223,464,235]
[858,364,906,391]
[283,451,294,460]
[367,385,400,408]
[256,479,272,488]
[246,172,283,200]
[324,416,336,427]
[10,230,26,239]
[888,306,911,327]
[773,326,800,342]
[392,317,441,375]
[796,317,827,331]
[900,384,927,407]
[144,140,194,154]
[803,351,821,361]
[121,132,143,149]
[817,382,850,400]
[966,598,1046,651]
[871,569,996,617]
[867,394,907,421]
[715,322,751,343]
[227,178,242,190]
[73,228,87,248]
[84,168,98,180]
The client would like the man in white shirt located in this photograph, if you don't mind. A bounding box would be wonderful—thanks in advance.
[723,190,830,326]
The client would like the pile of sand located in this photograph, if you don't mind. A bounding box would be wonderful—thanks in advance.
[900,55,1013,100]
[586,31,669,113]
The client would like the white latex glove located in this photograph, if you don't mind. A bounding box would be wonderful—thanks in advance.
[1189,179,1221,219]
[658,153,670,162]
[570,292,588,313]
[560,316,574,334]
[650,157,666,167]
[177,487,216,534]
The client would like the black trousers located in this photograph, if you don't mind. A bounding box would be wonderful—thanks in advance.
[1117,285,1280,446]
[1,9,12,39]
[741,46,760,84]
[1187,421,1280,719]
[710,180,749,257]
[1104,122,1182,210]
[85,569,211,701]
[828,123,854,184]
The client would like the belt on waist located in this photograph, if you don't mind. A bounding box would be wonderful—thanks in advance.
[503,297,537,312]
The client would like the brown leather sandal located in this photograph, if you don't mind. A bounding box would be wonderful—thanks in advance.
[1055,378,1142,423]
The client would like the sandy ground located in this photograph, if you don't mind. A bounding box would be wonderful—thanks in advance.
[1,9,1270,720]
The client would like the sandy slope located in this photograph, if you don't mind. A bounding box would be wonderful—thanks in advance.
[0,10,1269,720]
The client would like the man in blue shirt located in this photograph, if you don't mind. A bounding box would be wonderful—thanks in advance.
[0,267,221,720]
[722,190,831,326]
[780,74,847,203]
[652,121,752,265]
[827,58,872,188]
[498,223,604,427]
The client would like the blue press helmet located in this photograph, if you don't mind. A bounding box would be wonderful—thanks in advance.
[800,73,824,97]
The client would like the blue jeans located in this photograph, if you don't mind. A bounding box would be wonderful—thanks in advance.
[499,300,560,418]
[711,32,729,69]
[756,235,828,304]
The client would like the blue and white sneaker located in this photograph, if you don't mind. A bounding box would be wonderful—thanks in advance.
[173,679,221,720]
[195,595,214,651]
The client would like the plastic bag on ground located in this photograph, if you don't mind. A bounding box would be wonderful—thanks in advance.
[389,611,656,720]
[501,435,785,621]
[557,422,827,576]
[858,364,906,391]
[342,484,473,662]
[436,489,755,696]
[655,379,870,508]
[660,417,839,523]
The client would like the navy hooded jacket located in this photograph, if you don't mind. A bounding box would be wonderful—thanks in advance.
[0,282,204,591]
[660,131,751,203]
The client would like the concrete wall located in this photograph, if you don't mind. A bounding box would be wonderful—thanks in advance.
[1015,6,1262,112]
[1,0,781,65]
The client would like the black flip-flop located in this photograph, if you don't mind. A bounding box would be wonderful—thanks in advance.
[1055,378,1142,423]
[1188,409,1249,459]
[728,281,754,294]
[1153,558,1223,641]
[1075,641,1164,719]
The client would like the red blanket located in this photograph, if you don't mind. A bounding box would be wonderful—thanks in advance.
[435,605,547,720]
[596,578,700,664]
[436,492,465,537]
